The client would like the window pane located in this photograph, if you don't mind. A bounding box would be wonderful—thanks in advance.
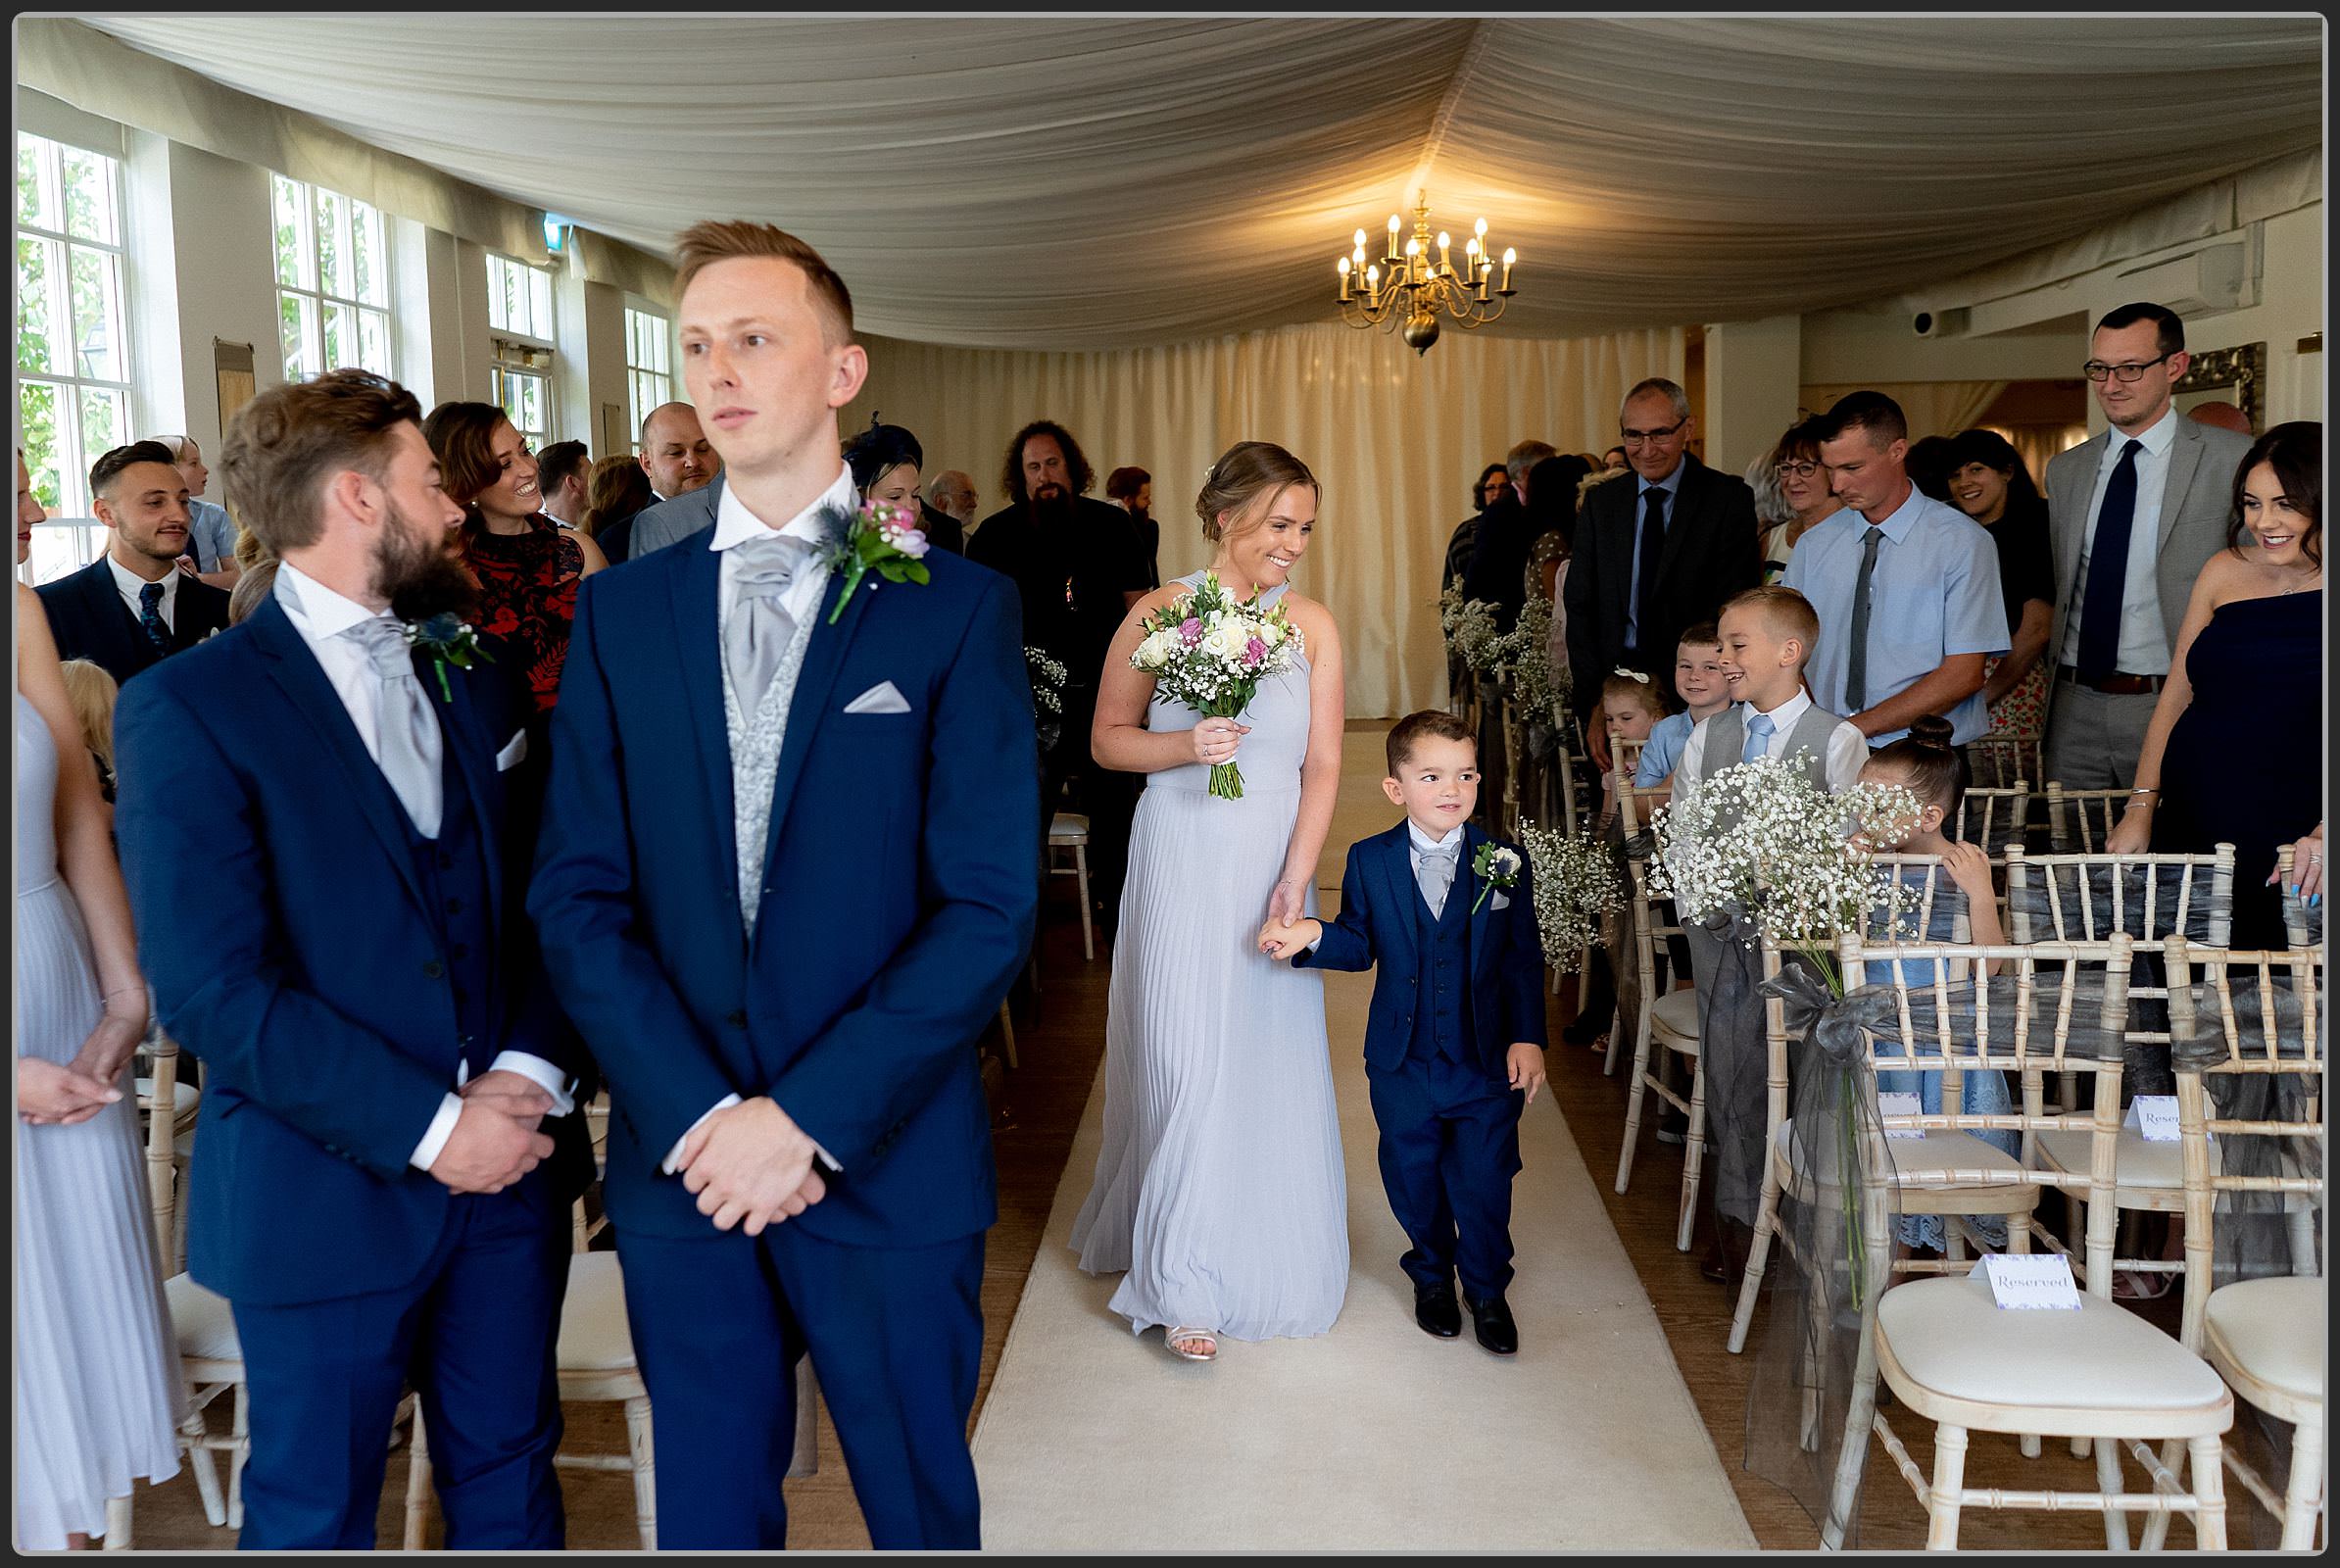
[487,256,512,333]
[60,147,117,246]
[316,188,347,301]
[529,268,553,340]
[16,235,56,373]
[79,384,125,466]
[69,246,124,383]
[353,202,386,307]
[19,378,63,510]
[322,301,353,370]
[359,309,391,374]
[17,137,49,229]
[279,290,319,381]
[272,173,313,290]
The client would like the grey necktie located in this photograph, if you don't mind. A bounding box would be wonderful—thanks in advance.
[1843,524,1884,713]
[343,616,443,839]
[724,531,819,714]
[1416,841,1461,919]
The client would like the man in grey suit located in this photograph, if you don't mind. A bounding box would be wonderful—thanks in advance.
[2042,302,2253,790]
[616,403,725,561]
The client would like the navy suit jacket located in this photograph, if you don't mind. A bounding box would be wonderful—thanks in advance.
[113,593,593,1307]
[528,516,1039,1247]
[37,557,231,686]
[1293,820,1548,1078]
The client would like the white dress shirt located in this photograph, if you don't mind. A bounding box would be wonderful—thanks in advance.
[109,555,178,631]
[2059,405,2177,674]
[1673,687,1870,816]
[1302,818,1462,954]
[274,562,576,1172]
[659,467,857,1179]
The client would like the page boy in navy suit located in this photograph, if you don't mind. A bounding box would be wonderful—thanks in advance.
[1258,710,1547,1353]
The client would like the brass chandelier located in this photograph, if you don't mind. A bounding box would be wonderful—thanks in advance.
[1334,190,1516,355]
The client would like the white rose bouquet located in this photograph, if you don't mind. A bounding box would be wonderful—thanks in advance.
[1129,570,1305,800]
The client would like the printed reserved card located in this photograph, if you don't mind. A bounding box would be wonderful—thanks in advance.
[1876,1090,1926,1140]
[1970,1253,2083,1310]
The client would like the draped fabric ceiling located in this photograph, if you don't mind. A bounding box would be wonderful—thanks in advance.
[69,15,2325,351]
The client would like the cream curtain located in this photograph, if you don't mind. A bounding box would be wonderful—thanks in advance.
[1983,423,2091,491]
[848,321,1683,717]
[1800,382,2009,444]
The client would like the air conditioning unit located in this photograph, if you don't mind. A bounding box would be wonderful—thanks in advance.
[2114,241,2251,318]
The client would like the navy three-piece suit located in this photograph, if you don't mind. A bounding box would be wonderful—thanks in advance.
[1294,820,1548,1300]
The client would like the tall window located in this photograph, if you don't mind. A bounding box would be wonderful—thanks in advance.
[272,172,394,381]
[624,306,671,453]
[485,252,555,446]
[16,131,131,581]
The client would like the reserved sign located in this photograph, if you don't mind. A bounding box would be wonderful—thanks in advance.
[1971,1252,2083,1310]
[1877,1090,1926,1140]
[2124,1095,2181,1144]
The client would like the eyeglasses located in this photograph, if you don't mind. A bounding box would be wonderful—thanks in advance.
[2082,353,2175,383]
[1620,418,1686,447]
[1775,460,1822,479]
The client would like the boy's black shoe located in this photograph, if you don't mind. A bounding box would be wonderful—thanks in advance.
[1462,1291,1518,1355]
[1414,1281,1463,1339]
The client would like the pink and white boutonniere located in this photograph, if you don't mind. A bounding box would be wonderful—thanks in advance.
[820,497,932,623]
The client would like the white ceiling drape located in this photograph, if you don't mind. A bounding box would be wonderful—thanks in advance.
[61,15,2322,352]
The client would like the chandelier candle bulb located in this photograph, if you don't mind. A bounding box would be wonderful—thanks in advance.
[1499,247,1516,293]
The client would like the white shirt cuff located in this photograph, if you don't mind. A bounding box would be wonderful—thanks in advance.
[658,1094,845,1177]
[486,1052,577,1117]
[1303,932,1322,953]
[411,1093,465,1172]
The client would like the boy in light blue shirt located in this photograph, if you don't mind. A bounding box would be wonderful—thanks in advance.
[1633,621,1731,800]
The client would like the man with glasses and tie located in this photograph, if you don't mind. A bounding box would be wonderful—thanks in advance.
[1564,377,1761,773]
[1782,391,2009,753]
[2041,301,2252,790]
[113,368,594,1547]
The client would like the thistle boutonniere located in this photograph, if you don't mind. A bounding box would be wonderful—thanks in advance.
[1471,842,1523,914]
[820,497,933,624]
[401,612,493,703]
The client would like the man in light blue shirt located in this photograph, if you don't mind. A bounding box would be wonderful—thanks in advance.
[1782,392,2008,747]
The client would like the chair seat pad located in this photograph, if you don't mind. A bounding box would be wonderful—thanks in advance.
[2036,1127,2216,1191]
[1048,811,1091,843]
[1879,1277,2228,1412]
[1651,988,1701,1045]
[1775,1116,2024,1187]
[2205,1277,2324,1406]
[167,1273,243,1362]
[559,1252,639,1373]
[136,1078,199,1121]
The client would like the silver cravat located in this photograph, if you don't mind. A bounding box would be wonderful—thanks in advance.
[343,615,444,839]
[724,531,820,716]
[1416,841,1461,919]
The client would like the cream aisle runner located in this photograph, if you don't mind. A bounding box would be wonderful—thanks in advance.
[971,736,1755,1550]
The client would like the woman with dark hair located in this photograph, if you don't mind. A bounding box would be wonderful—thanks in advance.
[1944,427,2057,739]
[843,417,964,556]
[1755,416,1839,584]
[578,454,654,545]
[1442,463,1512,594]
[2109,420,2321,945]
[419,401,607,716]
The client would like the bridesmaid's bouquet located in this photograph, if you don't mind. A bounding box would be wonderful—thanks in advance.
[1130,572,1305,800]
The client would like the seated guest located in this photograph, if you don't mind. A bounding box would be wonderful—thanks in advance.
[621,402,726,560]
[154,433,241,590]
[843,418,965,556]
[421,402,608,716]
[924,468,979,534]
[1781,392,2008,747]
[1633,622,1730,803]
[1756,416,1839,584]
[1595,670,1669,828]
[37,441,231,686]
[1943,428,2056,741]
[1460,438,1558,629]
[1105,465,1160,589]
[534,439,592,531]
[58,657,122,808]
[579,456,656,563]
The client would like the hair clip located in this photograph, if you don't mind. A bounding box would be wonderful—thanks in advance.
[1612,667,1650,683]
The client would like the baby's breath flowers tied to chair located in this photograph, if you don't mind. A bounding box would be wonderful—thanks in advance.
[1516,820,1623,972]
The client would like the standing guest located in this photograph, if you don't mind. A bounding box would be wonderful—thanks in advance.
[1104,466,1160,589]
[58,658,121,809]
[1459,438,1558,629]
[1906,435,1958,503]
[2109,421,2321,948]
[534,440,592,531]
[1602,445,1630,472]
[1944,428,2057,741]
[422,402,609,717]
[1564,378,1762,773]
[580,455,656,564]
[530,220,1036,1549]
[37,441,232,687]
[2043,302,2253,790]
[1442,462,1512,590]
[154,433,241,591]
[1783,392,2008,748]
[1756,416,1840,583]
[113,371,594,1549]
[966,418,1151,939]
[843,417,965,556]
[16,449,185,1554]
[621,403,729,561]
[1526,454,1590,687]
[923,468,979,535]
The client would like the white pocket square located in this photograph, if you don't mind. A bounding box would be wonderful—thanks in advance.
[844,681,911,715]
[1491,891,1512,911]
[495,729,528,771]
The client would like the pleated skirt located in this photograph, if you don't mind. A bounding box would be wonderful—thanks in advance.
[14,878,185,1550]
[1067,781,1349,1341]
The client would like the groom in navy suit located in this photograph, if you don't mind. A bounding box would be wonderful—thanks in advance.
[114,369,594,1547]
[1261,710,1548,1355]
[529,221,1037,1549]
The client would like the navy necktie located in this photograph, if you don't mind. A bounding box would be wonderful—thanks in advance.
[1632,485,1666,651]
[136,580,171,654]
[2075,439,2145,682]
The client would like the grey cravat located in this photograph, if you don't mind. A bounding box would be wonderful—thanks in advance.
[1416,841,1461,919]
[343,616,444,839]
[724,531,819,714]
[1843,524,1884,713]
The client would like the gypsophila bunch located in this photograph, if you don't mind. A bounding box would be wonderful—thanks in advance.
[1518,819,1624,973]
[1649,755,1925,988]
[1438,580,1467,638]
[1447,597,1502,674]
[1129,571,1304,800]
[1500,594,1573,729]
[1025,647,1067,752]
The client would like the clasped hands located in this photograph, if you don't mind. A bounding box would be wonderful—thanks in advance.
[21,998,150,1126]
[676,1097,829,1237]
[429,1068,558,1195]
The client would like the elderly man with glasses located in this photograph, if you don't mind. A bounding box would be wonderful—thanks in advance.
[2039,301,2254,790]
[1563,377,1761,773]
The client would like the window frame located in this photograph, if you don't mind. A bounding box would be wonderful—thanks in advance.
[622,302,673,455]
[485,252,558,448]
[269,171,396,386]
